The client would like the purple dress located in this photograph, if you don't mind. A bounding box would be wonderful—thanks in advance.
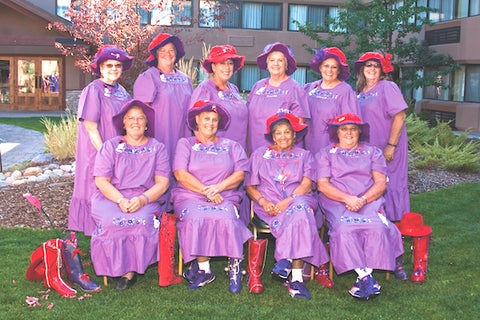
[190,79,248,149]
[68,79,131,235]
[134,67,193,210]
[246,146,329,267]
[90,136,170,277]
[172,137,252,263]
[247,77,310,154]
[357,80,409,221]
[304,80,360,155]
[316,144,404,274]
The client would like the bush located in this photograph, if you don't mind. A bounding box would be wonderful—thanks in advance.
[406,115,480,172]
[41,115,78,160]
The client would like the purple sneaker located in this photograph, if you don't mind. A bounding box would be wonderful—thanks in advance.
[272,259,292,281]
[288,281,311,299]
[353,275,380,301]
[183,260,199,283]
[349,279,365,299]
[187,270,215,290]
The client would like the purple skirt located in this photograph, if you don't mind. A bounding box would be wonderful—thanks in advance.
[175,199,252,263]
[90,191,161,277]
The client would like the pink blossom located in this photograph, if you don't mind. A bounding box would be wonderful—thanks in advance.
[25,296,41,307]
[47,303,54,309]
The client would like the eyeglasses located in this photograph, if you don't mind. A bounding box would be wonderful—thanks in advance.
[364,63,381,69]
[126,116,147,122]
[104,63,122,69]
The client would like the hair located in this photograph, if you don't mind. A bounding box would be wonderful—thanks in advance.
[355,64,389,93]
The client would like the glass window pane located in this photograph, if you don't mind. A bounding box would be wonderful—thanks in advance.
[465,65,480,102]
[18,60,35,94]
[0,60,10,104]
[57,0,71,20]
[429,0,441,22]
[441,0,454,21]
[453,65,465,102]
[200,0,219,27]
[289,5,307,31]
[240,65,260,91]
[291,67,306,86]
[470,0,480,16]
[223,2,240,28]
[457,0,469,18]
[308,6,327,29]
[41,60,60,93]
[262,3,282,30]
[242,3,262,29]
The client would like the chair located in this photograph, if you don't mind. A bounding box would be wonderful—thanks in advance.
[249,201,333,281]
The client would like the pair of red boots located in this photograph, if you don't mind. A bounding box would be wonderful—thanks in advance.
[26,233,101,296]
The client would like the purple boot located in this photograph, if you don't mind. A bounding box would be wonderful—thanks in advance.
[62,232,101,292]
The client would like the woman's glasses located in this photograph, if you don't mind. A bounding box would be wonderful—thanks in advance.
[365,62,381,69]
[104,63,122,69]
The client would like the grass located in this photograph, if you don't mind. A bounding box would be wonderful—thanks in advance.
[0,117,63,134]
[1,183,479,319]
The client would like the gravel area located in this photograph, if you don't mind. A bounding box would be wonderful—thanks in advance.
[0,162,479,233]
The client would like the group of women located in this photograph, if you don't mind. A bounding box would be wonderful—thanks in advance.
[67,33,412,301]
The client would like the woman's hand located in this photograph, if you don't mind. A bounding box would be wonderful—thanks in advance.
[118,198,130,213]
[275,198,290,213]
[345,195,366,212]
[203,184,225,204]
[119,196,147,213]
[259,198,280,216]
[384,145,395,162]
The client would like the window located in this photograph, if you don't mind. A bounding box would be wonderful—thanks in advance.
[57,0,71,20]
[142,1,192,26]
[199,1,282,30]
[423,68,451,101]
[288,4,335,31]
[427,0,478,21]
[465,65,480,102]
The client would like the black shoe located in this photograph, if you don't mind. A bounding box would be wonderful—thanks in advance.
[115,273,137,291]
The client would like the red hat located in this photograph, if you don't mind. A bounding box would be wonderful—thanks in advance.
[187,100,231,131]
[327,113,370,143]
[202,45,245,74]
[310,47,350,81]
[112,100,155,137]
[25,246,45,281]
[354,52,394,76]
[90,45,133,77]
[145,33,185,67]
[395,212,432,237]
[264,111,308,143]
[257,42,297,76]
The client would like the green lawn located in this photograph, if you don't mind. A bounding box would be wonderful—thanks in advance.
[0,117,63,134]
[1,183,479,319]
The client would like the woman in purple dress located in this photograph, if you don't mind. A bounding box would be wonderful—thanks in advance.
[354,52,409,222]
[68,45,133,236]
[134,33,193,210]
[246,112,329,299]
[247,42,310,154]
[91,100,170,291]
[304,47,360,155]
[173,100,252,293]
[190,45,247,149]
[316,113,404,301]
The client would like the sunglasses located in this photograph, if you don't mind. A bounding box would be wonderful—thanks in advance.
[365,62,381,69]
[104,63,122,69]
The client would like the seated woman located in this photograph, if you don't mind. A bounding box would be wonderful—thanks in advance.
[316,113,404,301]
[90,100,170,291]
[245,112,330,299]
[173,100,252,293]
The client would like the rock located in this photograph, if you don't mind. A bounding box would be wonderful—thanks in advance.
[60,165,72,172]
[36,175,50,183]
[24,167,43,177]
[4,172,11,178]
[12,179,27,186]
[43,169,52,175]
[51,169,65,177]
[12,170,22,179]
[48,163,60,170]
[5,177,15,184]
[0,173,5,181]
[27,176,38,183]
[31,153,55,165]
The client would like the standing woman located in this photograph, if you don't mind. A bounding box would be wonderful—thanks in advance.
[190,45,247,149]
[304,47,360,155]
[354,52,409,222]
[247,42,310,154]
[134,33,193,211]
[68,45,133,235]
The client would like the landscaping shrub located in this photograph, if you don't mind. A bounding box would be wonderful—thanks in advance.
[41,115,78,160]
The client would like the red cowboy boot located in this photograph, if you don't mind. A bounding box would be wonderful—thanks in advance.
[247,239,268,294]
[158,213,183,286]
[43,239,77,296]
[410,235,430,284]
[314,243,334,288]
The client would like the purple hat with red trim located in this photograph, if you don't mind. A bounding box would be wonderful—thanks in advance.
[187,100,231,131]
[257,42,297,76]
[354,52,394,76]
[310,47,350,81]
[202,45,245,74]
[112,100,155,137]
[395,212,432,237]
[145,33,185,67]
[90,45,133,77]
[327,113,370,143]
[264,111,308,143]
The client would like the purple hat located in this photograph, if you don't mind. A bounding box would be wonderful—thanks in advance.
[327,113,370,143]
[202,45,245,74]
[354,52,394,76]
[256,42,297,76]
[310,47,350,81]
[113,100,155,137]
[264,111,308,144]
[145,33,185,67]
[90,45,133,77]
[187,100,231,131]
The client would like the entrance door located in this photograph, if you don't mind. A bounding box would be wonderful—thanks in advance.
[0,56,64,110]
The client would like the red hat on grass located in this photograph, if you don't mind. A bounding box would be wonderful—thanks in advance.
[395,212,432,237]
[25,246,45,282]
[202,45,245,74]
